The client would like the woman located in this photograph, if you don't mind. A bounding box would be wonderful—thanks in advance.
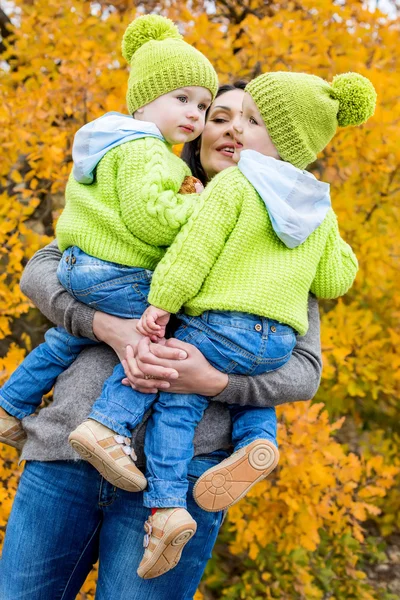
[0,82,322,600]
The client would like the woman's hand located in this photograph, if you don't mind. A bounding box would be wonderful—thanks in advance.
[122,336,229,396]
[93,312,143,361]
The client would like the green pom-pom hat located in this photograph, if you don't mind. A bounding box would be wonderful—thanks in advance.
[122,15,218,115]
[246,71,377,169]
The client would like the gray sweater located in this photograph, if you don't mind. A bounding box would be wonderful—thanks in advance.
[19,241,322,467]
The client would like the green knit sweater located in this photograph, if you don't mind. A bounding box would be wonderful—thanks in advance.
[57,137,196,269]
[148,167,358,335]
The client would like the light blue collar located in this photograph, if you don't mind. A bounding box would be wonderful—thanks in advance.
[238,150,331,248]
[72,112,165,184]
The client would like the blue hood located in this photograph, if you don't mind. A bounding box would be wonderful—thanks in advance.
[238,150,331,248]
[72,112,165,184]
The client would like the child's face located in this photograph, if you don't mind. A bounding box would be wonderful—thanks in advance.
[233,93,280,161]
[134,87,212,146]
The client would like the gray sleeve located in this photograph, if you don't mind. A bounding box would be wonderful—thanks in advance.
[19,240,97,340]
[213,295,322,407]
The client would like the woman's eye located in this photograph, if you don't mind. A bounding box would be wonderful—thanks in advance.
[177,96,188,103]
[212,118,228,124]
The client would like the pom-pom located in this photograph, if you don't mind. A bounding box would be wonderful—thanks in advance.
[122,15,182,64]
[331,72,377,127]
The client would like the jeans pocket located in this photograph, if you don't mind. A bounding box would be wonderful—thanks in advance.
[266,330,297,364]
[84,286,147,318]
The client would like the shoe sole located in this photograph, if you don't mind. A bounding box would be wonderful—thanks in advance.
[193,440,279,512]
[68,433,146,493]
[137,522,197,579]
[0,435,26,450]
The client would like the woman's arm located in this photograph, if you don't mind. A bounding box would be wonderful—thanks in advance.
[20,240,96,340]
[123,296,322,407]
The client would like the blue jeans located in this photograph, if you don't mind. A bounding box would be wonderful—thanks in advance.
[0,247,296,507]
[0,247,152,420]
[142,311,296,508]
[0,456,227,600]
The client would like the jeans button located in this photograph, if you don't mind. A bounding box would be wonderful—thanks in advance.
[71,256,76,264]
[65,256,69,263]
[270,325,277,333]
[255,324,262,332]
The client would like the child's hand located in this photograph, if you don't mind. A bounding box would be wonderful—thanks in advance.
[194,181,204,193]
[137,305,171,339]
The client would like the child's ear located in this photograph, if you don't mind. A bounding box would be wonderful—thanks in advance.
[135,107,144,115]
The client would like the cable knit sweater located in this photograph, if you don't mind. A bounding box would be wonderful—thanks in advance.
[148,166,358,335]
[56,137,196,269]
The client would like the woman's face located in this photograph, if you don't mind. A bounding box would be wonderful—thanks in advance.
[200,88,245,180]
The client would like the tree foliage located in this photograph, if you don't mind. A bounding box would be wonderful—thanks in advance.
[0,1,399,598]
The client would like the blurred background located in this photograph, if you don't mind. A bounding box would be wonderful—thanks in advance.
[0,1,399,598]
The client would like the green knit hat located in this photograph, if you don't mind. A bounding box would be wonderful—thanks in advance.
[122,15,218,115]
[246,71,377,169]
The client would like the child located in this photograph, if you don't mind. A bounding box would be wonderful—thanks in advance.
[0,15,217,502]
[127,71,375,576]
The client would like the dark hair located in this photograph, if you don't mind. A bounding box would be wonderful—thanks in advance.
[181,80,248,185]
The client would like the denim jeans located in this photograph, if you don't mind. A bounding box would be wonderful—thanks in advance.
[0,455,227,600]
[0,247,296,509]
[142,310,296,508]
[0,247,152,420]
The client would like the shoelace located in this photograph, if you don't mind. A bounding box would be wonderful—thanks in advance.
[113,435,138,461]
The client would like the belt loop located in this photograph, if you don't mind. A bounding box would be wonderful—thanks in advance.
[201,311,209,324]
[262,317,269,338]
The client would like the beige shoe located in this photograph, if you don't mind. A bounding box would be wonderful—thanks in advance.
[193,439,279,512]
[0,406,27,450]
[137,508,197,579]
[68,419,147,492]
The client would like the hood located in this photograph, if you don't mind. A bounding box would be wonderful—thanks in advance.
[238,150,331,248]
[72,112,164,184]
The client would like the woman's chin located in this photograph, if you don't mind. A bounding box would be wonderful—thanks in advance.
[213,154,236,174]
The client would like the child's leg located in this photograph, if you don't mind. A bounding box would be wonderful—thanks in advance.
[143,391,209,509]
[58,248,156,488]
[68,364,157,492]
[0,326,98,419]
[136,390,208,579]
[179,312,296,512]
[194,406,280,512]
[230,404,277,450]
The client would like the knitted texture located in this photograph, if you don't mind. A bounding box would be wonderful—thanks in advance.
[122,15,218,115]
[246,71,377,169]
[56,138,198,269]
[148,167,358,335]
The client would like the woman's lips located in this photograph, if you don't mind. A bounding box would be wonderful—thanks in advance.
[216,143,242,158]
[216,144,235,157]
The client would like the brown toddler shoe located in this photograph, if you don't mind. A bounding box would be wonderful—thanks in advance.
[0,406,27,450]
[193,439,279,512]
[137,508,197,579]
[68,419,147,492]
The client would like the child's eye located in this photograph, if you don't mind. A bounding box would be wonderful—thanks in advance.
[177,96,188,103]
[198,103,208,111]
[249,117,258,125]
